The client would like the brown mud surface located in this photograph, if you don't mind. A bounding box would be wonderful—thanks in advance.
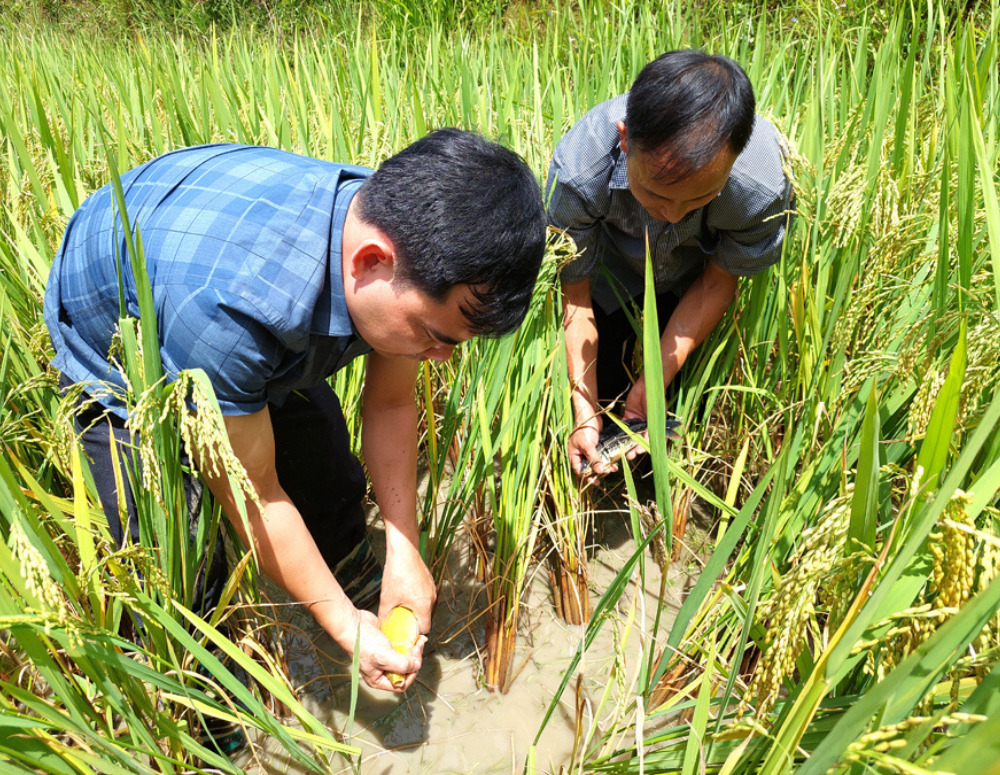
[243,484,710,775]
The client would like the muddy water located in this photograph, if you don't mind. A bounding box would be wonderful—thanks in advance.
[244,502,701,775]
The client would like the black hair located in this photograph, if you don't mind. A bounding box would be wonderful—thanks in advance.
[355,128,546,337]
[625,50,756,184]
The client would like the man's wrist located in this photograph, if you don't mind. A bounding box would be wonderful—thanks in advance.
[310,595,362,650]
[572,408,600,428]
[383,518,422,559]
[571,393,599,424]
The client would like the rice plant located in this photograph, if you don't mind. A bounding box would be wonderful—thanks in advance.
[533,2,1000,773]
[2,0,999,771]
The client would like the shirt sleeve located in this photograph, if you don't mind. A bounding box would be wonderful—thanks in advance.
[545,96,626,285]
[157,285,287,416]
[706,119,795,278]
[546,164,607,284]
[709,178,794,278]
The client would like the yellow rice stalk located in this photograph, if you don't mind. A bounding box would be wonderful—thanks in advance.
[540,230,591,626]
[10,518,70,634]
[828,713,987,775]
[928,491,976,620]
[905,312,1000,440]
[740,489,853,716]
[162,370,258,511]
[863,490,995,685]
[973,527,1000,667]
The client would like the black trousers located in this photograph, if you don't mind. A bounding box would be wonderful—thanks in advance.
[71,378,368,617]
[593,291,681,408]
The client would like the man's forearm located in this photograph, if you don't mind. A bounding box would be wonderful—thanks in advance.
[360,352,435,629]
[362,397,437,633]
[562,278,601,427]
[361,400,420,549]
[203,462,361,648]
[201,408,369,649]
[658,262,738,385]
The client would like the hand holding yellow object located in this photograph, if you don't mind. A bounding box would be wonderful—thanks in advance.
[380,606,421,689]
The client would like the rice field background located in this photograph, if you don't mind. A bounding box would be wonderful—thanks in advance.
[2,0,1000,772]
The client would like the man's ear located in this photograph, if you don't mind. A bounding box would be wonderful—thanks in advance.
[617,120,629,154]
[347,231,396,282]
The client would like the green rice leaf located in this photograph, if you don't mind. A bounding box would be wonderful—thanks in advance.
[797,572,1000,775]
[913,320,967,500]
[847,384,880,556]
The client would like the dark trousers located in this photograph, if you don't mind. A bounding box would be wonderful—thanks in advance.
[72,379,368,617]
[594,291,681,408]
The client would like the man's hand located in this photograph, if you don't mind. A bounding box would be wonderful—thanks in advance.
[347,608,425,692]
[621,378,654,462]
[380,541,436,638]
[622,377,648,424]
[569,416,614,480]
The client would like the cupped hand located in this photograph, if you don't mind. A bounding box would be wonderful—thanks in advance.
[350,609,424,692]
[569,418,614,481]
[622,377,648,423]
[380,544,436,638]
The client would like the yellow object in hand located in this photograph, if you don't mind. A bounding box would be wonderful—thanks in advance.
[380,606,420,688]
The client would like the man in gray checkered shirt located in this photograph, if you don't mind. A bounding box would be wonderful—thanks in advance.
[546,50,794,478]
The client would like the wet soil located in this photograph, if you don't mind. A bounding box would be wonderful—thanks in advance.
[242,478,712,775]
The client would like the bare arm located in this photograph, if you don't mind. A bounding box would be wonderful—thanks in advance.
[623,261,739,422]
[201,408,420,692]
[562,277,614,477]
[361,352,437,635]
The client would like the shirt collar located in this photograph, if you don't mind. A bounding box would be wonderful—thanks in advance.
[610,144,630,191]
[313,175,366,339]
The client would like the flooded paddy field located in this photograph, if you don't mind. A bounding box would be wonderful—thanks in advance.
[245,501,703,775]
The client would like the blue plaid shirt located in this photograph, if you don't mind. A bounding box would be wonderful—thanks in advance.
[547,95,794,313]
[45,144,373,418]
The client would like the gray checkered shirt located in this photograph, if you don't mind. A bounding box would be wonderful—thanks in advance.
[546,94,794,314]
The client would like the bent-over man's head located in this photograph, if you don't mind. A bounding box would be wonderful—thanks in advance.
[615,50,756,224]
[356,129,546,338]
[624,50,756,183]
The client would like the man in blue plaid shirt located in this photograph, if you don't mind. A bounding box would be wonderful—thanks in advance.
[546,51,794,478]
[46,130,545,699]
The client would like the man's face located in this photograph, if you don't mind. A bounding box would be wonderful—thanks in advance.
[355,280,477,363]
[618,123,737,224]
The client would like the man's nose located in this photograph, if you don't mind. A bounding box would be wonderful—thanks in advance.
[425,344,455,362]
